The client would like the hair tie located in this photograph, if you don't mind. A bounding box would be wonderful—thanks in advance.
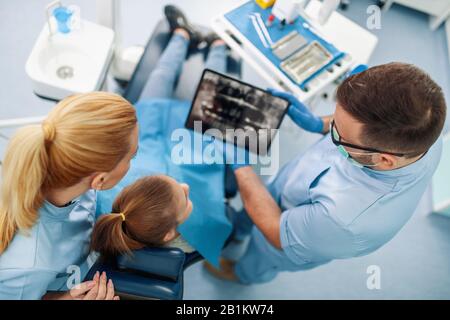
[119,213,126,222]
[42,121,56,142]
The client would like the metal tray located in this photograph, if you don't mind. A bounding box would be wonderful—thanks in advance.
[280,41,333,85]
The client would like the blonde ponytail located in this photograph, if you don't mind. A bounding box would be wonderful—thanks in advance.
[0,126,49,252]
[0,92,137,253]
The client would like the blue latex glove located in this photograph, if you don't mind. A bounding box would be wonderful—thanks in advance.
[214,139,252,171]
[267,88,324,134]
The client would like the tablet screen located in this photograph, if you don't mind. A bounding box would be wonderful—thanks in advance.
[186,69,289,155]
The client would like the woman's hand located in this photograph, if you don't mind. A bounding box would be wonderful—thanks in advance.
[69,271,120,300]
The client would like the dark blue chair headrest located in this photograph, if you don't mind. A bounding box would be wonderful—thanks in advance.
[117,247,186,281]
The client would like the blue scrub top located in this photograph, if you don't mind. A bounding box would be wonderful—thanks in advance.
[236,134,443,283]
[275,134,442,267]
[0,190,96,300]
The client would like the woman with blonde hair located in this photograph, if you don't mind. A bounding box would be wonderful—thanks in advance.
[0,92,138,300]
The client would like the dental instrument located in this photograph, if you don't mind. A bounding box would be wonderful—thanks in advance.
[254,13,274,46]
[249,14,270,48]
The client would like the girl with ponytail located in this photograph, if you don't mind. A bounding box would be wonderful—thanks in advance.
[0,92,138,300]
[91,175,194,259]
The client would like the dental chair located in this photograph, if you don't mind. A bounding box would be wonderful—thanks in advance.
[85,206,236,300]
[84,19,241,300]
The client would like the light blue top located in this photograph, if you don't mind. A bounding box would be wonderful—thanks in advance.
[269,134,443,268]
[0,190,96,300]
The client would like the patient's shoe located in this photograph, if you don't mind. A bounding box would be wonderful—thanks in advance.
[204,32,224,48]
[204,258,239,282]
[164,5,204,50]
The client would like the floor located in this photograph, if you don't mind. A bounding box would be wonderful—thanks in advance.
[0,0,449,299]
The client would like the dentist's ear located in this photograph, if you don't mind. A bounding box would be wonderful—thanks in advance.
[91,173,108,191]
[378,154,396,169]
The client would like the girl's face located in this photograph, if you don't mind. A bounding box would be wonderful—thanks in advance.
[175,182,193,224]
[160,176,194,244]
[164,177,193,224]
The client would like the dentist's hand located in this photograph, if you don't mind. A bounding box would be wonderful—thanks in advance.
[267,88,324,134]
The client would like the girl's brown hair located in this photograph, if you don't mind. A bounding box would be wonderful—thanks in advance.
[90,176,180,258]
[0,92,137,253]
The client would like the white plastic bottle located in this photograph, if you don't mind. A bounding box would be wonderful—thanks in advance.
[272,0,300,24]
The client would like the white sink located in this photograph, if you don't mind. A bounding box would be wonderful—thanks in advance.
[26,20,114,100]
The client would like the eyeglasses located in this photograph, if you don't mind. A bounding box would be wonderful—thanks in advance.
[330,120,406,157]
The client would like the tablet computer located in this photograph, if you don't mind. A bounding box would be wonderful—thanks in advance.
[186,69,289,155]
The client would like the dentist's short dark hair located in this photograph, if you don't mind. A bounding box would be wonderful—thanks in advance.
[336,62,447,158]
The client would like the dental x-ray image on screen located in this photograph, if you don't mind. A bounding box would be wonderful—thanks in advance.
[186,69,289,155]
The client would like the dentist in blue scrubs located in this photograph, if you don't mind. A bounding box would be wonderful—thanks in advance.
[205,63,447,284]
